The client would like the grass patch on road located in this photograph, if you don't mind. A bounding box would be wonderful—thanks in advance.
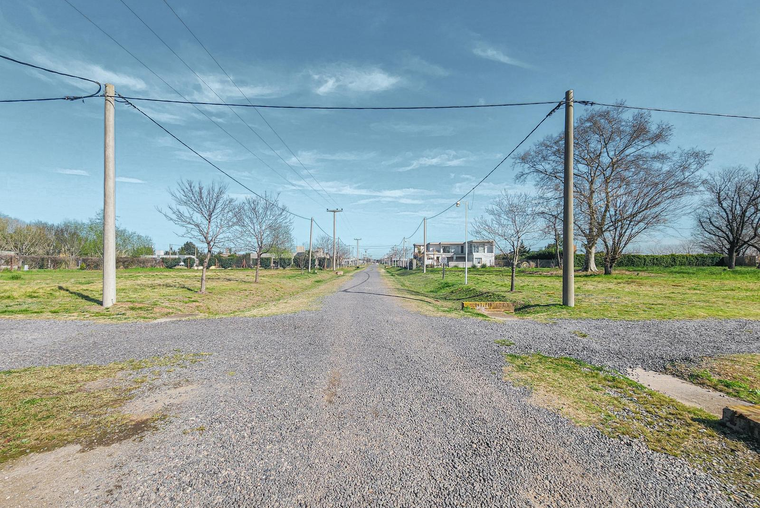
[667,354,760,404]
[383,266,760,320]
[0,353,208,464]
[0,268,349,322]
[503,354,760,502]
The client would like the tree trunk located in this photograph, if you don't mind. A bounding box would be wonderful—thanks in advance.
[554,228,562,269]
[510,258,517,292]
[255,254,261,282]
[583,244,598,272]
[604,256,613,275]
[200,251,210,293]
[727,247,737,270]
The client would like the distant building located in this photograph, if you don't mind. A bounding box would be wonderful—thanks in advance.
[413,240,496,268]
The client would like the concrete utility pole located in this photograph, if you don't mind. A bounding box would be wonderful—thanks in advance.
[562,89,575,307]
[456,201,469,285]
[327,209,342,270]
[354,238,361,266]
[423,217,427,274]
[308,217,314,273]
[102,83,116,308]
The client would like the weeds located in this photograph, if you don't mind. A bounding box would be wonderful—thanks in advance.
[503,353,760,502]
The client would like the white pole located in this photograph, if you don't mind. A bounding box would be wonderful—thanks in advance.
[308,217,313,273]
[103,83,116,308]
[563,90,575,307]
[464,204,468,285]
[423,217,427,274]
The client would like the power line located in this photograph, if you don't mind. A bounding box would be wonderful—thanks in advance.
[160,0,342,212]
[576,100,760,121]
[427,101,563,221]
[109,96,563,111]
[118,94,313,222]
[63,0,324,208]
[0,54,101,102]
[395,100,563,249]
[117,0,333,209]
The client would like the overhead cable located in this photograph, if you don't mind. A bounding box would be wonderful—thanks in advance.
[0,54,101,102]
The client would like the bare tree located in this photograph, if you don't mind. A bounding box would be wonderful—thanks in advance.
[598,148,706,274]
[695,164,760,269]
[516,105,710,273]
[1,219,45,255]
[55,221,87,258]
[159,180,236,293]
[472,191,540,291]
[315,234,332,268]
[235,192,293,282]
[536,189,563,269]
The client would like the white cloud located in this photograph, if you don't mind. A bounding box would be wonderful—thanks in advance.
[371,122,454,137]
[176,149,250,163]
[116,177,145,184]
[56,168,89,176]
[472,42,532,69]
[285,150,376,166]
[288,180,434,200]
[397,150,472,172]
[29,52,148,92]
[310,65,402,95]
[400,53,450,77]
[189,74,285,102]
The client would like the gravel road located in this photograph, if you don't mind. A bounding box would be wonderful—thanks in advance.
[1,265,758,507]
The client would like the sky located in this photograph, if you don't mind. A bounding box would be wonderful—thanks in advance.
[1,0,759,257]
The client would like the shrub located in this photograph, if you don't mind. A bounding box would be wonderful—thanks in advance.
[162,257,181,269]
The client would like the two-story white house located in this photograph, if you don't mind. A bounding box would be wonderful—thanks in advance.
[413,240,496,268]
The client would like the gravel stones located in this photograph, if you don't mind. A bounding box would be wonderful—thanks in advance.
[1,266,756,507]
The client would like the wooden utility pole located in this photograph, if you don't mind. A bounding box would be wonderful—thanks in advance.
[103,83,116,308]
[308,217,314,273]
[423,217,427,274]
[327,209,342,270]
[563,89,575,307]
[354,238,361,266]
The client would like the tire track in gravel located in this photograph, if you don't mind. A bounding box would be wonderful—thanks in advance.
[0,265,747,507]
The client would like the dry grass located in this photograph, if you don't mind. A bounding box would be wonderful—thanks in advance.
[0,268,349,322]
[0,353,208,463]
[504,354,760,503]
[667,354,760,404]
[383,266,760,320]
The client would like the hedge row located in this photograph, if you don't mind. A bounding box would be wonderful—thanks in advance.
[569,253,725,268]
[0,255,165,270]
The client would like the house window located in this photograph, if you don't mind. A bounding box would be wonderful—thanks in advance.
[475,257,482,264]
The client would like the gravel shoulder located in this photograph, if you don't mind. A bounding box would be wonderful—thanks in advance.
[1,265,757,507]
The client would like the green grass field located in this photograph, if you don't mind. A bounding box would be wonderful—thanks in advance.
[0,268,351,322]
[502,353,759,502]
[383,266,760,320]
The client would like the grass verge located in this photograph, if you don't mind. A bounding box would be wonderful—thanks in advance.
[0,268,350,322]
[667,354,760,404]
[383,265,760,320]
[0,352,208,463]
[504,354,760,503]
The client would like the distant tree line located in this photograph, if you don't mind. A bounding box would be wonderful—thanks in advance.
[0,211,154,258]
[159,179,346,293]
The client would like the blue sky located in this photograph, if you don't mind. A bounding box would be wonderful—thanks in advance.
[1,0,759,256]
